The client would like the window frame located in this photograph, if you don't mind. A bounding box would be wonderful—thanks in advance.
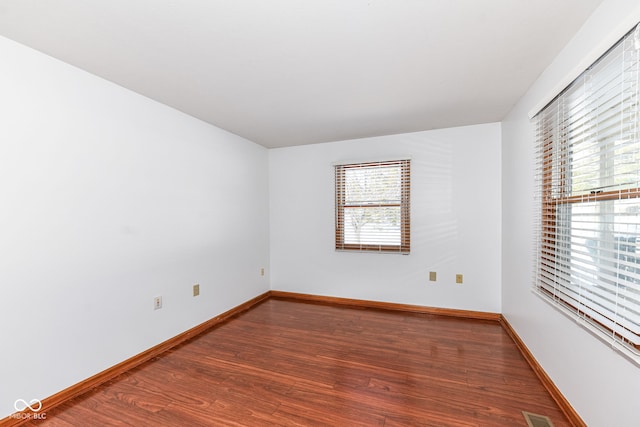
[534,23,640,356]
[335,159,410,254]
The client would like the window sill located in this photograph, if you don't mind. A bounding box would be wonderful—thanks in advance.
[532,288,640,366]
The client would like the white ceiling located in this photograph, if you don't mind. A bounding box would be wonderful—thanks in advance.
[0,0,603,148]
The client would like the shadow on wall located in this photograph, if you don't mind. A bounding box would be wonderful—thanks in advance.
[410,137,457,269]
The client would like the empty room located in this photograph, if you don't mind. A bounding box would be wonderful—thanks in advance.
[2,1,640,426]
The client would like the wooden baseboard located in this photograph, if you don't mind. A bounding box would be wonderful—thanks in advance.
[0,291,270,427]
[269,290,502,322]
[2,291,582,427]
[276,291,584,426]
[499,315,585,427]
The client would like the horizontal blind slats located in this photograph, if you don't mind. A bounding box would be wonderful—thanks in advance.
[533,23,640,353]
[335,160,410,253]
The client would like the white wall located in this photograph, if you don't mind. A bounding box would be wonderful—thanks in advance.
[9,1,640,423]
[501,1,640,426]
[270,124,501,313]
[0,36,269,418]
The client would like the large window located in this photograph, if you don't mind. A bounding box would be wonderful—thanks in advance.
[533,24,640,355]
[335,159,410,253]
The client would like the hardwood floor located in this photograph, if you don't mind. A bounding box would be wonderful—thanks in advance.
[24,298,571,426]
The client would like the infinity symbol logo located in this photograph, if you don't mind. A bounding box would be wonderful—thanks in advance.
[14,399,43,412]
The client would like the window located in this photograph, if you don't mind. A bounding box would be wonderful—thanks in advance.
[533,24,640,355]
[335,159,410,253]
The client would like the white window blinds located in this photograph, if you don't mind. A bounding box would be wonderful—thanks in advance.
[335,160,410,253]
[533,23,640,355]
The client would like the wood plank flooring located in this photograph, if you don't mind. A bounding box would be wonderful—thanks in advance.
[24,298,571,426]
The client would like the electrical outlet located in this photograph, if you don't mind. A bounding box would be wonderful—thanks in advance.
[153,296,162,310]
[260,267,265,277]
[429,271,437,281]
[456,274,463,284]
[193,283,200,297]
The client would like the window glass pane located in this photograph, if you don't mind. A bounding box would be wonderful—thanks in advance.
[570,200,640,282]
[345,165,401,205]
[565,38,640,196]
[344,206,401,245]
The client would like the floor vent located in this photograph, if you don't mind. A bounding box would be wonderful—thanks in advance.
[522,411,555,427]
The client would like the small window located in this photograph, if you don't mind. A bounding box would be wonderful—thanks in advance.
[335,160,410,253]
